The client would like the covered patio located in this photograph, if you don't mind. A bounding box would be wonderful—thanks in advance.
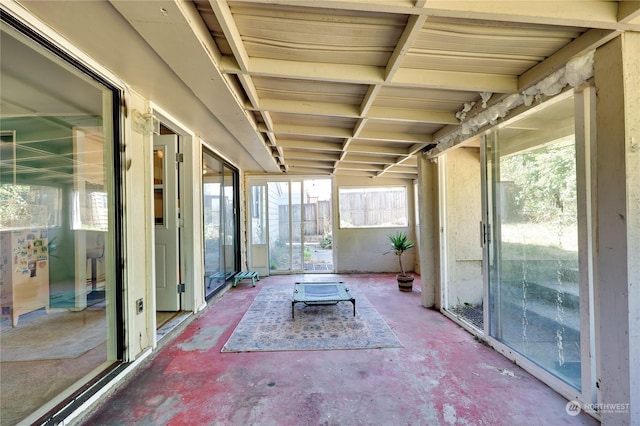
[83,274,597,425]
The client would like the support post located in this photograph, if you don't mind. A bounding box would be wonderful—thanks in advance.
[594,32,640,425]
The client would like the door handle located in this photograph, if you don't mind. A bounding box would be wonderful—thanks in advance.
[480,222,491,247]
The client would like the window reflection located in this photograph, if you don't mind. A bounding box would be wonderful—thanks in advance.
[202,151,238,298]
[0,20,118,424]
[487,95,581,389]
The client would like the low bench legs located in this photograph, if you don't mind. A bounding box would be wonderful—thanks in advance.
[291,299,356,319]
[233,271,260,287]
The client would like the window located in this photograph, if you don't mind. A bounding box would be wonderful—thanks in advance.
[338,186,408,228]
[0,184,61,230]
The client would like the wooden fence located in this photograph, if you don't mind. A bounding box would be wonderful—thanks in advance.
[338,189,407,227]
[278,200,331,239]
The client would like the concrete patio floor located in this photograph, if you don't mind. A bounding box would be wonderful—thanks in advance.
[82,274,598,425]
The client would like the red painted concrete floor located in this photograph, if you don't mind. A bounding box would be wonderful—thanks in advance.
[83,274,598,425]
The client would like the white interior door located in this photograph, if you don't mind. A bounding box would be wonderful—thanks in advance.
[153,134,180,311]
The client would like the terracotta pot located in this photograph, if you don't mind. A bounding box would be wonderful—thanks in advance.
[396,274,414,292]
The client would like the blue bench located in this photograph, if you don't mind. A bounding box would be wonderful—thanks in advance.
[233,271,260,287]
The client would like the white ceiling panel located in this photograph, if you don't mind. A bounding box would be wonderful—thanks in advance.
[101,0,640,178]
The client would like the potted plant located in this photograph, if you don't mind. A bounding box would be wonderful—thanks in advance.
[387,231,416,292]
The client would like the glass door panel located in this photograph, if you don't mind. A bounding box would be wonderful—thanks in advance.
[251,178,333,275]
[262,178,333,273]
[202,151,238,298]
[153,148,164,225]
[222,165,237,275]
[0,21,121,423]
[268,182,290,272]
[486,95,581,389]
[291,181,302,271]
[302,179,333,272]
[203,167,222,295]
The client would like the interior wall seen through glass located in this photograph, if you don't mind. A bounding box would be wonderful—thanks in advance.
[0,20,119,424]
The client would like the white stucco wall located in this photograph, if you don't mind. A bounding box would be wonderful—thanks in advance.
[417,156,439,308]
[445,148,483,307]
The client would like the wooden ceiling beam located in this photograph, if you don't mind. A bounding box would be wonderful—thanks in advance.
[368,106,458,124]
[341,153,397,164]
[422,1,638,31]
[375,154,417,177]
[338,162,386,172]
[229,0,416,15]
[221,56,517,93]
[223,57,385,84]
[334,169,378,177]
[357,129,432,144]
[384,164,419,173]
[276,139,345,151]
[347,144,411,156]
[249,99,361,118]
[385,14,428,81]
[376,170,419,180]
[519,28,620,90]
[283,150,341,161]
[287,159,336,168]
[618,0,640,25]
[359,85,382,116]
[208,0,249,71]
[392,68,517,93]
[228,0,640,30]
[269,124,353,138]
[286,165,335,174]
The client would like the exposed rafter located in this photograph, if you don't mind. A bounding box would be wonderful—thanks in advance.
[229,0,640,30]
[111,0,635,178]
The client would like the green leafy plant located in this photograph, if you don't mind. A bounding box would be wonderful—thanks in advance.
[388,231,415,275]
[320,233,332,249]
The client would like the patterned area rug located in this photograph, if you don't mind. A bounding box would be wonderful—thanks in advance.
[222,285,403,352]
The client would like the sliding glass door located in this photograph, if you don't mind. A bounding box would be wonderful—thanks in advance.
[0,17,122,424]
[248,178,332,275]
[268,181,293,272]
[485,94,585,390]
[202,151,239,298]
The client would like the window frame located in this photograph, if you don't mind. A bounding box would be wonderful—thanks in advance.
[338,185,409,229]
